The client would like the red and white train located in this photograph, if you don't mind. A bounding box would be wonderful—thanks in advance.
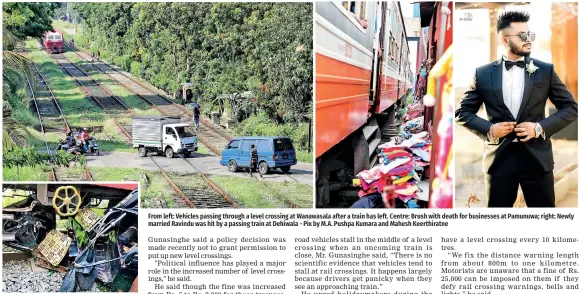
[315,1,451,207]
[43,30,64,54]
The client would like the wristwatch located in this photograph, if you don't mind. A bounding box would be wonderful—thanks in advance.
[534,123,543,138]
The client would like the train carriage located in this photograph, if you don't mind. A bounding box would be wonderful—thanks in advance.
[316,1,412,207]
[43,30,64,54]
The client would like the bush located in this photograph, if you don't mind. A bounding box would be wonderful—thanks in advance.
[130,61,142,77]
[3,146,80,168]
[232,112,311,152]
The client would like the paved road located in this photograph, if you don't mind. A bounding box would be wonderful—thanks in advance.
[86,151,313,185]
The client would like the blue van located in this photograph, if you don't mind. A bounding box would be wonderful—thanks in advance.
[220,136,297,175]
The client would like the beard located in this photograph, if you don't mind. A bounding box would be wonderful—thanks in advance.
[508,39,531,57]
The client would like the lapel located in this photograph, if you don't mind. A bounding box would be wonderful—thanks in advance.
[516,56,536,121]
[491,58,516,121]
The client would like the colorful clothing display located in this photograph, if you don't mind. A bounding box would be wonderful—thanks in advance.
[354,132,432,208]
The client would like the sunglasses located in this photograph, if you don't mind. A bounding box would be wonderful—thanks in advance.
[504,32,536,42]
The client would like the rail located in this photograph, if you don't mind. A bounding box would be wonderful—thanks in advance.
[68,42,235,141]
[49,53,133,142]
[25,61,93,182]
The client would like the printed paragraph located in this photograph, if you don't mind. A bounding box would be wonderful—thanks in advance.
[147,236,288,294]
[440,236,579,293]
[294,236,434,294]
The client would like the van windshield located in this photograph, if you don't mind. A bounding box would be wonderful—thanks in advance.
[175,126,194,138]
[274,139,294,151]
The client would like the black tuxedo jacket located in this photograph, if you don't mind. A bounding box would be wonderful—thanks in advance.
[455,57,578,174]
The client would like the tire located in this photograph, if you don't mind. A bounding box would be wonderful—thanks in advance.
[138,147,147,157]
[165,147,174,158]
[95,149,100,156]
[280,166,291,173]
[258,161,269,175]
[228,160,238,172]
[183,151,191,158]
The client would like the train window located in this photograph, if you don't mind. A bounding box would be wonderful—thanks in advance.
[54,35,62,40]
[333,1,368,33]
[48,35,55,40]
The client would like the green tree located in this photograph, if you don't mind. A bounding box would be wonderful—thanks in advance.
[71,3,312,124]
[3,2,58,39]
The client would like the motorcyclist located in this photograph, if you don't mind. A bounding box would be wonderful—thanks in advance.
[80,128,89,152]
[65,131,76,148]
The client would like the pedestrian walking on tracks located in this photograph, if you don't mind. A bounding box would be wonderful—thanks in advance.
[193,102,201,130]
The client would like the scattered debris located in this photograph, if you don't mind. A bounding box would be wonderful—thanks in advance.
[3,184,138,292]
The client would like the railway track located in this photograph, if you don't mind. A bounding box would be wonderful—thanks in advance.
[27,64,69,141]
[50,52,133,142]
[49,167,93,182]
[59,44,302,185]
[243,170,298,208]
[63,43,231,154]
[26,62,93,182]
[149,156,239,208]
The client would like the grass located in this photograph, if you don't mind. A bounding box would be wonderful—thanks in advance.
[3,165,51,181]
[90,165,312,208]
[296,151,313,163]
[208,175,313,208]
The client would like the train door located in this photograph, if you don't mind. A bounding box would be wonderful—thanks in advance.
[369,2,388,109]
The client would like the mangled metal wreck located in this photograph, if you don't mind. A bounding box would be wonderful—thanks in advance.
[2,183,139,292]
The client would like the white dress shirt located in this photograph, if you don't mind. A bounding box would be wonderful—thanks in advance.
[488,56,544,143]
[502,56,525,118]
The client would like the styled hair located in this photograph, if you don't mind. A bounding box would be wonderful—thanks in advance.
[496,11,530,33]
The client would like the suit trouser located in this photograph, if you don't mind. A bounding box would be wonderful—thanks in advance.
[485,142,555,208]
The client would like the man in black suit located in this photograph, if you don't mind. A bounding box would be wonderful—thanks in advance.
[455,11,577,207]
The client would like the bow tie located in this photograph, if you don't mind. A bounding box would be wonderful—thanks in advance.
[504,60,526,70]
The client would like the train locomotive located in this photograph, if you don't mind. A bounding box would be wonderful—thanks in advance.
[43,30,64,54]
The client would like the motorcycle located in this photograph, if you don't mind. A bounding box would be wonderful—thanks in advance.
[86,136,100,156]
[56,137,100,156]
[56,138,82,155]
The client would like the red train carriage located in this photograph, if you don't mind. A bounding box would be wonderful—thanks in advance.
[43,30,64,54]
[316,1,412,207]
[315,1,451,208]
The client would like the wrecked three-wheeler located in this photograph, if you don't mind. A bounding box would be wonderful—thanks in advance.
[2,183,139,292]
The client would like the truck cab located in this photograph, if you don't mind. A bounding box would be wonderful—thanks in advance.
[132,116,198,158]
[162,123,198,157]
